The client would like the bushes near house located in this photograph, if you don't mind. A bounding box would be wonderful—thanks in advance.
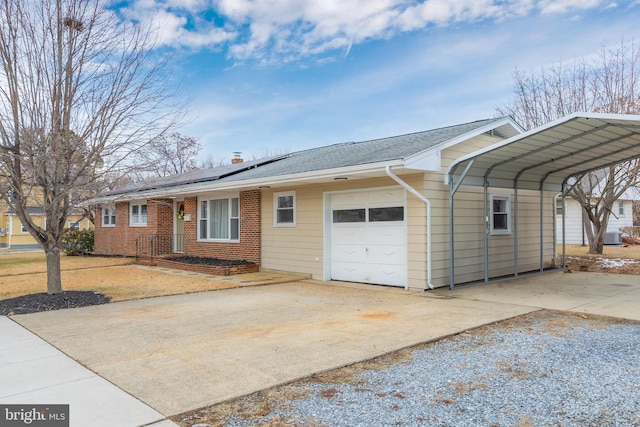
[61,229,95,256]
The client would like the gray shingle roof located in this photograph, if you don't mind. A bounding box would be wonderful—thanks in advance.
[216,118,503,183]
[104,155,285,196]
[98,117,508,198]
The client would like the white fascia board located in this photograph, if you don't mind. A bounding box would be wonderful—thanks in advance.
[404,117,523,172]
[91,160,405,202]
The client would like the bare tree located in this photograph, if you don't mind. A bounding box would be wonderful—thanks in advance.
[199,154,228,169]
[132,133,201,180]
[0,0,180,294]
[497,40,640,254]
[198,147,290,170]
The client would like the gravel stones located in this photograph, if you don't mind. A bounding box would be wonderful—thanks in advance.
[208,312,639,427]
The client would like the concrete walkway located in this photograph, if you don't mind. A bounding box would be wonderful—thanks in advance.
[3,271,640,426]
[0,317,176,427]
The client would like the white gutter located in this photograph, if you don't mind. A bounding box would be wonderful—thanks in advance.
[385,166,434,290]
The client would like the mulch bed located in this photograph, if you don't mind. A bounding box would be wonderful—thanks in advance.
[0,291,110,316]
[165,256,255,266]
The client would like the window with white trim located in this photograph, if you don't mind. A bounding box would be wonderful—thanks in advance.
[490,195,511,235]
[555,199,563,216]
[618,201,625,216]
[68,221,80,230]
[102,206,116,226]
[199,196,239,240]
[274,191,295,226]
[20,221,27,233]
[129,202,147,226]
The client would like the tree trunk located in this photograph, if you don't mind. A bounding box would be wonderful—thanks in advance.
[45,244,63,295]
[588,229,606,254]
[584,206,611,255]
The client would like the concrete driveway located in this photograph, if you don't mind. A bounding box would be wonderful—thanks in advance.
[12,270,640,419]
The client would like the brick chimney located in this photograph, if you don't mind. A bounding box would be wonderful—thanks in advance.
[232,152,243,164]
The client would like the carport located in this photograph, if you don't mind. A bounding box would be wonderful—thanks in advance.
[446,112,640,289]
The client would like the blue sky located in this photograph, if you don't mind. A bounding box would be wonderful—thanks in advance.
[121,0,640,161]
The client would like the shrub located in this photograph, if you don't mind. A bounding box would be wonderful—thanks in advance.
[61,228,94,256]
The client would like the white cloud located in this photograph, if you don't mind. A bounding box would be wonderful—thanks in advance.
[537,0,604,14]
[124,0,236,49]
[123,0,620,62]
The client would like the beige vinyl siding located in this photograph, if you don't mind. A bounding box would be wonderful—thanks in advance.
[432,186,555,285]
[262,186,324,278]
[262,175,429,289]
[262,133,556,289]
[424,134,555,286]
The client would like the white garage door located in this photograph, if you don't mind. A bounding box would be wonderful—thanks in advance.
[330,188,406,287]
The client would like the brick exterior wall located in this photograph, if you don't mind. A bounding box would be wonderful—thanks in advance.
[94,199,174,257]
[94,191,261,266]
[182,190,261,265]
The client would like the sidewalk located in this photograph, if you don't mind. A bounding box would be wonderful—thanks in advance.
[0,317,177,427]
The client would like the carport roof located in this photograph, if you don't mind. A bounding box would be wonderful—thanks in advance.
[447,113,640,192]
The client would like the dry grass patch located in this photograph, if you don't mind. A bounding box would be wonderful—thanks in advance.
[0,252,132,276]
[0,253,244,301]
[559,244,640,259]
[172,385,314,427]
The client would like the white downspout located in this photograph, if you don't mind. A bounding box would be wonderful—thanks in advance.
[385,166,434,290]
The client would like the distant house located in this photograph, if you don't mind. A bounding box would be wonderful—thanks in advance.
[0,197,92,249]
[556,185,640,245]
[87,113,640,289]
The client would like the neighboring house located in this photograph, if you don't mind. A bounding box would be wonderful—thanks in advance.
[555,186,640,245]
[88,113,640,290]
[0,197,92,250]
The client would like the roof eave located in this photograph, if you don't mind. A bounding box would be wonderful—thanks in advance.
[84,160,406,204]
[404,117,524,171]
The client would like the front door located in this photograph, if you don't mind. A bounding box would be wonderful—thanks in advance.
[175,201,185,253]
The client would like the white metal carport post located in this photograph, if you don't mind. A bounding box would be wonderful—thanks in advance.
[448,159,475,290]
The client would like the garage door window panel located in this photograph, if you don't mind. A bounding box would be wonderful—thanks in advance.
[369,206,404,222]
[333,209,366,223]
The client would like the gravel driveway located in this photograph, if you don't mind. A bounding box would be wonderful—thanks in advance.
[174,310,640,427]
